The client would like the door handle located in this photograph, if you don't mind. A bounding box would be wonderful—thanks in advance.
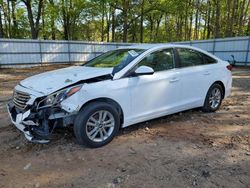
[203,71,210,75]
[169,78,179,83]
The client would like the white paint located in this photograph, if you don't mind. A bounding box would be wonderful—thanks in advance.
[11,44,232,129]
[20,66,113,95]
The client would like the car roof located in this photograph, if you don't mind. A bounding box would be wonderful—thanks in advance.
[118,44,170,50]
[118,43,198,50]
[118,43,220,61]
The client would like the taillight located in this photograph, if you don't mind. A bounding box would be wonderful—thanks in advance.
[226,64,233,71]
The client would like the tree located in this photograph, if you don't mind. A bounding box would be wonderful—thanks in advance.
[11,0,18,38]
[121,0,129,42]
[0,0,249,41]
[21,0,43,39]
[0,2,4,38]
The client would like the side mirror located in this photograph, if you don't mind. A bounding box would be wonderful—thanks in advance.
[134,66,154,76]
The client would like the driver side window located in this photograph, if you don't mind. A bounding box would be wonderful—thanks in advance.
[138,49,174,72]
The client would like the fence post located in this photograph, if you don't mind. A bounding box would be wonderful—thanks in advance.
[39,39,43,66]
[245,36,250,66]
[67,40,71,64]
[212,38,216,55]
[93,42,96,58]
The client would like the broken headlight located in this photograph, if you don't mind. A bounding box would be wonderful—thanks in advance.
[44,85,82,106]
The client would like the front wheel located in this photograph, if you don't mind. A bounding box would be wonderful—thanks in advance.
[74,102,120,148]
[202,84,223,112]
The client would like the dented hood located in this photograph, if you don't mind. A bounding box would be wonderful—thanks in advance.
[20,66,113,95]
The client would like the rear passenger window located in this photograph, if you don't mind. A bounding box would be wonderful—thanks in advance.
[177,48,204,67]
[203,54,217,64]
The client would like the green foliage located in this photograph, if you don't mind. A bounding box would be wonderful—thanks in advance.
[0,0,249,41]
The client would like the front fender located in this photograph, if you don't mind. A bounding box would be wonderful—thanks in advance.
[60,80,131,127]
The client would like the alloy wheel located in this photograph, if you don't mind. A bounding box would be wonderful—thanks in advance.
[209,88,222,109]
[85,110,115,142]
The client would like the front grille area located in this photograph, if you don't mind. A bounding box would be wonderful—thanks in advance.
[13,90,31,110]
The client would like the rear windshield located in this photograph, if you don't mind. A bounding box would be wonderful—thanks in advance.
[84,49,145,72]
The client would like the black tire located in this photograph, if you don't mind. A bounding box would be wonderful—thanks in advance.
[202,83,223,112]
[74,102,120,148]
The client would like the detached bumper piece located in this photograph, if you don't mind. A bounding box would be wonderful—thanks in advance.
[7,102,50,144]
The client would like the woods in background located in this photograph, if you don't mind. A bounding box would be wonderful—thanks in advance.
[0,0,249,42]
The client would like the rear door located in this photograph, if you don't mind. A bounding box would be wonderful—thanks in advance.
[175,48,215,108]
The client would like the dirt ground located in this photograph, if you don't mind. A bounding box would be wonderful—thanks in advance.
[0,65,249,188]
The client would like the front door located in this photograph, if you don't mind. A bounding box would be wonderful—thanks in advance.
[127,48,182,124]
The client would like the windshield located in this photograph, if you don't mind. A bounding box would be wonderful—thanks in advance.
[84,49,145,72]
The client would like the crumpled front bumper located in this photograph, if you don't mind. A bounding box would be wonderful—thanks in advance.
[7,102,50,144]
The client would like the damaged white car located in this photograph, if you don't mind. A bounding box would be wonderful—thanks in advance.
[7,44,232,147]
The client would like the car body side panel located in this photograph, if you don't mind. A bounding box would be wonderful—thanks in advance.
[176,63,219,109]
[11,45,232,129]
[61,58,232,129]
[60,78,133,127]
[201,60,232,100]
[221,61,232,97]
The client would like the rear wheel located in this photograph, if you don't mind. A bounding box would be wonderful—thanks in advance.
[74,102,120,148]
[202,84,223,112]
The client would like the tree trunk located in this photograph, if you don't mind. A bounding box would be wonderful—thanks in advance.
[228,0,236,37]
[140,0,144,43]
[194,0,199,40]
[0,5,4,38]
[7,0,11,37]
[180,14,183,40]
[189,13,192,40]
[214,0,221,38]
[155,14,162,40]
[247,18,250,36]
[131,21,137,42]
[149,16,153,42]
[243,0,250,31]
[3,5,8,37]
[206,0,211,39]
[111,4,115,42]
[197,10,202,39]
[25,0,36,38]
[239,0,250,36]
[164,14,170,42]
[225,0,231,37]
[122,0,129,42]
[176,16,180,40]
[238,0,245,35]
[11,0,18,38]
[23,0,43,39]
[232,0,239,36]
[62,0,69,40]
[184,0,190,40]
[107,20,110,42]
[101,0,105,42]
[106,5,111,42]
[35,0,43,39]
[42,1,46,39]
[203,4,208,39]
[49,0,56,40]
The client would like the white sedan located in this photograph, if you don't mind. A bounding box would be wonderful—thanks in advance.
[7,44,232,147]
